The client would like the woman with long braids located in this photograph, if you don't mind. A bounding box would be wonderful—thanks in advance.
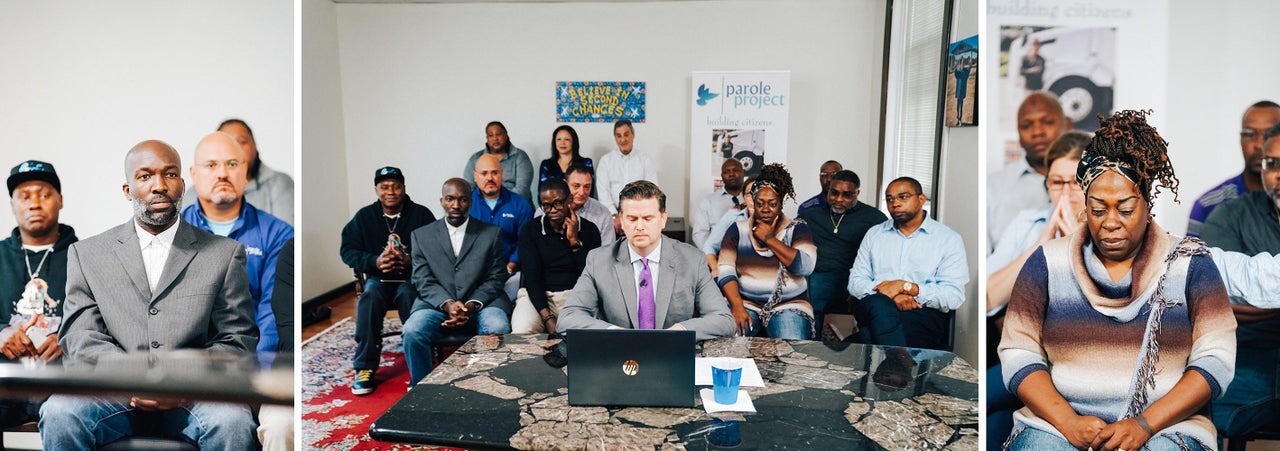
[1000,110,1237,451]
[716,163,817,340]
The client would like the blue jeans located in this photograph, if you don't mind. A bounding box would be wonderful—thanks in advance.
[852,293,950,350]
[1008,424,1204,451]
[743,308,812,340]
[403,306,511,385]
[354,277,416,370]
[39,395,255,451]
[808,272,849,328]
[986,364,1022,451]
[1211,347,1278,436]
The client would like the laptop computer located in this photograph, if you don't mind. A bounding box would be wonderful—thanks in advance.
[566,329,696,407]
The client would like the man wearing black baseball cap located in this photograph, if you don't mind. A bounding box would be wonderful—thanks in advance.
[0,159,78,425]
[339,166,436,395]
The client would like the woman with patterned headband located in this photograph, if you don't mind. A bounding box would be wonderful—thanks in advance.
[716,163,817,340]
[999,110,1237,451]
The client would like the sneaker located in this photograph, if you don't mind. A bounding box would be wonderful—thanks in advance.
[352,369,376,395]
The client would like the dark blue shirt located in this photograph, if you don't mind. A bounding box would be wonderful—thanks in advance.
[181,201,293,356]
[469,187,534,265]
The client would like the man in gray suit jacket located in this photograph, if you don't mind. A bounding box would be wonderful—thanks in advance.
[39,140,258,450]
[402,178,512,386]
[560,181,734,340]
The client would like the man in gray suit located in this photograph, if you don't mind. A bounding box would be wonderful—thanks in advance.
[559,181,734,339]
[402,178,512,386]
[39,140,258,450]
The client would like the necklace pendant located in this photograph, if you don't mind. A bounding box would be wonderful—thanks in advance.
[834,227,838,234]
[19,278,49,316]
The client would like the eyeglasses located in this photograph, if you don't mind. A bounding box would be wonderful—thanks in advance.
[540,200,567,211]
[1263,157,1280,173]
[819,172,837,177]
[1241,128,1268,143]
[884,193,917,203]
[197,159,241,172]
[1047,178,1081,190]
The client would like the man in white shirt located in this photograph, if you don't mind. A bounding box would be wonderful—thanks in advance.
[987,92,1072,251]
[596,119,657,233]
[691,159,745,249]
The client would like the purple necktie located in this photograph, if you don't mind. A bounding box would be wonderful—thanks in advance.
[638,258,655,329]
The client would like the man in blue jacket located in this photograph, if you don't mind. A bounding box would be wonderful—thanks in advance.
[181,132,293,357]
[470,154,533,300]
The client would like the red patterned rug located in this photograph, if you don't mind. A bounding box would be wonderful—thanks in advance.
[301,317,453,450]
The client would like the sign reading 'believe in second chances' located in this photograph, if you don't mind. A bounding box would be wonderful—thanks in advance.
[556,81,646,123]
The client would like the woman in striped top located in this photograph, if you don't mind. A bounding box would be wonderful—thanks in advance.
[999,110,1237,451]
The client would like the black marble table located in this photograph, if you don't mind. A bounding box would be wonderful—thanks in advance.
[370,334,978,450]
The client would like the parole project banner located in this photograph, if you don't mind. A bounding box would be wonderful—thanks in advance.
[556,81,646,123]
[688,71,790,215]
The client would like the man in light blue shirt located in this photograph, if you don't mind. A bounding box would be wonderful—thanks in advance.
[847,177,967,350]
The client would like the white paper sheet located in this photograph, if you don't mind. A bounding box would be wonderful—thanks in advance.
[699,388,756,413]
[695,357,765,387]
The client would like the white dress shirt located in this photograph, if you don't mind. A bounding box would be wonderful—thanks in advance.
[596,149,658,214]
[986,158,1049,252]
[445,218,468,257]
[134,220,180,291]
[692,188,741,249]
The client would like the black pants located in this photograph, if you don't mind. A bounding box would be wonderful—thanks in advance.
[353,278,414,370]
[852,293,951,350]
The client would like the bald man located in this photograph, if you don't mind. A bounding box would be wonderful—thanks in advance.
[181,132,293,357]
[470,153,533,301]
[987,92,1072,251]
[42,140,257,450]
[403,178,512,385]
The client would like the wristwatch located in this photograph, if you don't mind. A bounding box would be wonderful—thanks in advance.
[903,281,914,294]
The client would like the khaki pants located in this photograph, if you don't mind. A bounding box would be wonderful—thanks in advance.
[511,288,571,334]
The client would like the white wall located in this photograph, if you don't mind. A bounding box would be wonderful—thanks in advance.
[939,0,980,366]
[0,0,293,238]
[1157,0,1280,233]
[300,0,888,295]
[302,0,354,300]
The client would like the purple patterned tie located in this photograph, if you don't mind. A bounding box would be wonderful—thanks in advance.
[638,258,655,329]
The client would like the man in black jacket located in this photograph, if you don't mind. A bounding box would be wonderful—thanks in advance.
[0,160,78,425]
[340,166,436,395]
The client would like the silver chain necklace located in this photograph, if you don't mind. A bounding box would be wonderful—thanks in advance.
[24,248,51,281]
[384,213,401,234]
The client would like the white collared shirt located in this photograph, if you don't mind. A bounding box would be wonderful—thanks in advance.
[626,237,663,306]
[445,218,469,257]
[135,220,180,291]
[596,149,658,214]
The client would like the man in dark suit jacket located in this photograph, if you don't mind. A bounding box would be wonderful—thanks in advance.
[559,181,734,340]
[40,140,258,450]
[403,178,512,385]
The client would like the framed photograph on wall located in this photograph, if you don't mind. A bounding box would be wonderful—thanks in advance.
[946,35,978,127]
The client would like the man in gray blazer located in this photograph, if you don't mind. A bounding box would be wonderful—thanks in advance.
[39,140,258,450]
[559,181,734,340]
[403,178,512,386]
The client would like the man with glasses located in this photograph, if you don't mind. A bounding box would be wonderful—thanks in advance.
[181,132,293,357]
[510,179,601,334]
[691,158,745,249]
[1188,100,1280,237]
[846,177,968,350]
[1200,122,1280,439]
[799,170,886,329]
[797,160,842,216]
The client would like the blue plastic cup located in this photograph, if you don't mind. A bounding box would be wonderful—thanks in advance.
[711,362,743,405]
[708,418,742,447]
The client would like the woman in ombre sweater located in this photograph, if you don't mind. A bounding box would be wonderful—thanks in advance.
[999,110,1237,451]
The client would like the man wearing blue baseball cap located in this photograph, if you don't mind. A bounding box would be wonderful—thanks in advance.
[0,160,77,425]
[340,165,436,395]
